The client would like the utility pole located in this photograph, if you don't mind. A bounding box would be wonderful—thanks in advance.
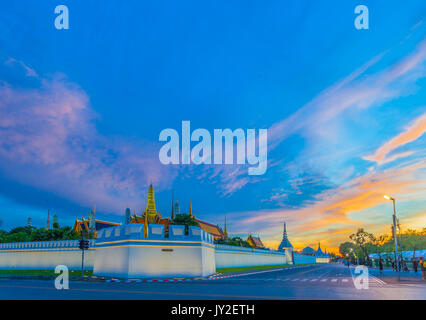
[385,195,400,281]
[392,201,400,281]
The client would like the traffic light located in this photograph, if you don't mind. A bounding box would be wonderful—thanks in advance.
[79,239,90,250]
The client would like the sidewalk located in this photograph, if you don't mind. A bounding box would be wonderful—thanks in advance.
[367,266,426,285]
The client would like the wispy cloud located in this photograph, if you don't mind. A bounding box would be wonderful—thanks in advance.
[0,60,175,214]
[364,112,426,164]
[233,159,426,250]
[212,37,426,197]
[269,39,426,147]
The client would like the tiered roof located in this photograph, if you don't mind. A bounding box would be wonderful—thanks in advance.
[278,222,293,251]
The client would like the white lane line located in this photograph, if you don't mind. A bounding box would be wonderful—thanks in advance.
[301,279,308,282]
[311,279,318,282]
[292,278,300,281]
[369,275,387,285]
[331,279,338,282]
[342,279,349,282]
[321,279,327,282]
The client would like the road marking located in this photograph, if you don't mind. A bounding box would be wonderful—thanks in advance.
[311,279,318,282]
[342,279,348,282]
[321,279,327,282]
[369,275,386,285]
[292,278,299,281]
[301,279,308,282]
[331,279,337,282]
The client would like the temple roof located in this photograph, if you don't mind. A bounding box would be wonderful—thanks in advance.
[248,234,264,248]
[302,246,316,255]
[316,242,324,256]
[196,219,224,239]
[74,218,121,233]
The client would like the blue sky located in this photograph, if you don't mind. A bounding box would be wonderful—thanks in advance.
[0,1,425,251]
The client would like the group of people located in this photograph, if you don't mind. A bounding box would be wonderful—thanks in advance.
[378,256,426,279]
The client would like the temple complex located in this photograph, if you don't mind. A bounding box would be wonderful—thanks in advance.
[73,183,226,240]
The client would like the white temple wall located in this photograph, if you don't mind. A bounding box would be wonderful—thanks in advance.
[0,227,324,276]
[293,253,317,264]
[316,257,330,263]
[215,244,287,269]
[93,224,216,279]
[0,240,95,270]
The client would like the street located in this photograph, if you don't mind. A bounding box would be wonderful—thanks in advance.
[0,263,424,300]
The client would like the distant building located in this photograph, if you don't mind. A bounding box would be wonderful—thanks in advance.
[124,208,131,225]
[27,217,32,228]
[278,222,293,252]
[302,246,316,255]
[316,242,324,256]
[301,242,330,262]
[247,234,264,249]
[46,211,50,231]
[52,212,59,229]
[196,219,225,240]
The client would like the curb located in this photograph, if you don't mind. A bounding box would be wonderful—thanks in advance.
[106,264,316,283]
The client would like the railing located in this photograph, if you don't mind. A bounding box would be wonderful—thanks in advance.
[0,240,96,250]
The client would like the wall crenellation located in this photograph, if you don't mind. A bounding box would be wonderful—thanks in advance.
[96,224,214,244]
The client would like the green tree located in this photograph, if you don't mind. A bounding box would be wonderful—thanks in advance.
[350,228,374,264]
[0,226,81,243]
[215,236,251,248]
[172,214,198,235]
[399,229,426,258]
[339,242,356,262]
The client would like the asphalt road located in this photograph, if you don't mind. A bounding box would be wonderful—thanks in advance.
[0,263,424,300]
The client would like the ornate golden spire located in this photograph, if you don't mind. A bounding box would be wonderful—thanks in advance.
[145,183,157,215]
[189,200,194,219]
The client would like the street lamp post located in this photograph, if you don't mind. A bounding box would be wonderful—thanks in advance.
[384,195,400,281]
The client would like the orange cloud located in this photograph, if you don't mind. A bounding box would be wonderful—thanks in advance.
[364,112,426,164]
[233,160,426,252]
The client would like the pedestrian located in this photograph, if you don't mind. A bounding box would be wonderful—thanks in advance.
[379,258,383,275]
[391,260,395,271]
[413,258,418,273]
[403,261,409,272]
[420,257,425,280]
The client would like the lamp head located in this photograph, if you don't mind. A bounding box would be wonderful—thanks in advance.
[384,195,394,201]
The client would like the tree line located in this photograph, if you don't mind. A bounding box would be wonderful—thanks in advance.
[339,228,426,265]
[0,226,81,243]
